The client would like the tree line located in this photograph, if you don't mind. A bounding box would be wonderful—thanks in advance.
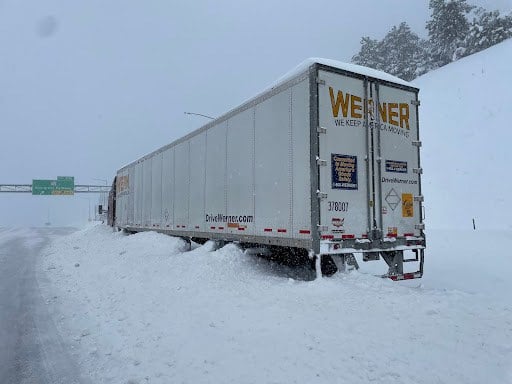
[351,0,512,81]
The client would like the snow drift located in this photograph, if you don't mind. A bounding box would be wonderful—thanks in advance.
[37,224,512,384]
[416,39,512,230]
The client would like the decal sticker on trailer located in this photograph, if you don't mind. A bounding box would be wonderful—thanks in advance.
[385,160,408,173]
[331,217,345,234]
[387,227,398,236]
[331,154,358,190]
[402,193,414,217]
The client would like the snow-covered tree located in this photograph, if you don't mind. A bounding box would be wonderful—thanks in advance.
[464,8,512,56]
[351,37,384,70]
[379,22,428,80]
[351,1,512,80]
[426,0,474,67]
[352,23,427,81]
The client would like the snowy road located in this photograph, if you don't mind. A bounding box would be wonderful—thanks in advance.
[0,228,86,384]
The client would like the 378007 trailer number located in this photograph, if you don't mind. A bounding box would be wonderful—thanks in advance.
[327,201,349,212]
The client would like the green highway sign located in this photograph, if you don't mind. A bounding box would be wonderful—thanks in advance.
[32,176,74,195]
[55,176,74,195]
[32,179,57,195]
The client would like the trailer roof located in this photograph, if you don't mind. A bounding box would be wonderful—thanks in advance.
[118,58,417,172]
[270,57,417,90]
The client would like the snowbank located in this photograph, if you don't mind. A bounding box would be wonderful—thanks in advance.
[417,39,512,230]
[39,225,512,384]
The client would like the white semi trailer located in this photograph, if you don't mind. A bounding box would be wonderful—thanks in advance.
[110,58,425,279]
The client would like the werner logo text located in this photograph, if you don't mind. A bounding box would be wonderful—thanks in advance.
[329,87,410,129]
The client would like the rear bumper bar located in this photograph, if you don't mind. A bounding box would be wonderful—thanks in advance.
[385,271,423,281]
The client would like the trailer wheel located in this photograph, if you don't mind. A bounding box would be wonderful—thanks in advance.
[311,255,338,276]
[180,237,192,251]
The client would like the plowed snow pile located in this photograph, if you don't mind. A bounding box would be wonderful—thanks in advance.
[39,224,512,384]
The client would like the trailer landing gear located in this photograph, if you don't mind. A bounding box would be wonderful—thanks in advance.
[380,249,424,281]
[313,254,359,277]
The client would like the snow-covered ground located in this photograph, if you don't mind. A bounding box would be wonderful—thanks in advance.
[37,224,512,384]
[33,41,512,383]
[417,39,512,231]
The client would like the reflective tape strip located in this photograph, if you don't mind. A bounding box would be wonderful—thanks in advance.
[389,272,421,281]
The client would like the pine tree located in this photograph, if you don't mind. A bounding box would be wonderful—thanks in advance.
[351,1,512,80]
[379,22,428,80]
[464,8,512,56]
[351,37,384,70]
[352,23,427,81]
[426,0,474,67]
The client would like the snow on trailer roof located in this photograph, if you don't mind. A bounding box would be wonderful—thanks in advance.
[118,58,416,171]
[270,57,417,90]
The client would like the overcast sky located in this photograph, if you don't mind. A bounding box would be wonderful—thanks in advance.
[0,0,510,226]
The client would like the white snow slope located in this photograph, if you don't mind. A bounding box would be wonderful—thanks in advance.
[416,39,512,231]
[36,42,512,383]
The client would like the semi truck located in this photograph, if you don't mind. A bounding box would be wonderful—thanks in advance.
[108,58,425,279]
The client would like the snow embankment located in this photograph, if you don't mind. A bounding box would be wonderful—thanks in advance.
[416,38,512,231]
[39,225,512,384]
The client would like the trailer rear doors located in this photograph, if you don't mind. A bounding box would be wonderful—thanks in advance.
[316,68,422,242]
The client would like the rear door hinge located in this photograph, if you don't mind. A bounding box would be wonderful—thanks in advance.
[411,100,420,106]
[316,157,327,166]
[317,126,327,134]
[317,190,328,199]
[413,167,423,174]
[412,140,422,147]
[415,223,425,230]
[317,225,329,232]
[414,195,424,202]
[316,78,326,85]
